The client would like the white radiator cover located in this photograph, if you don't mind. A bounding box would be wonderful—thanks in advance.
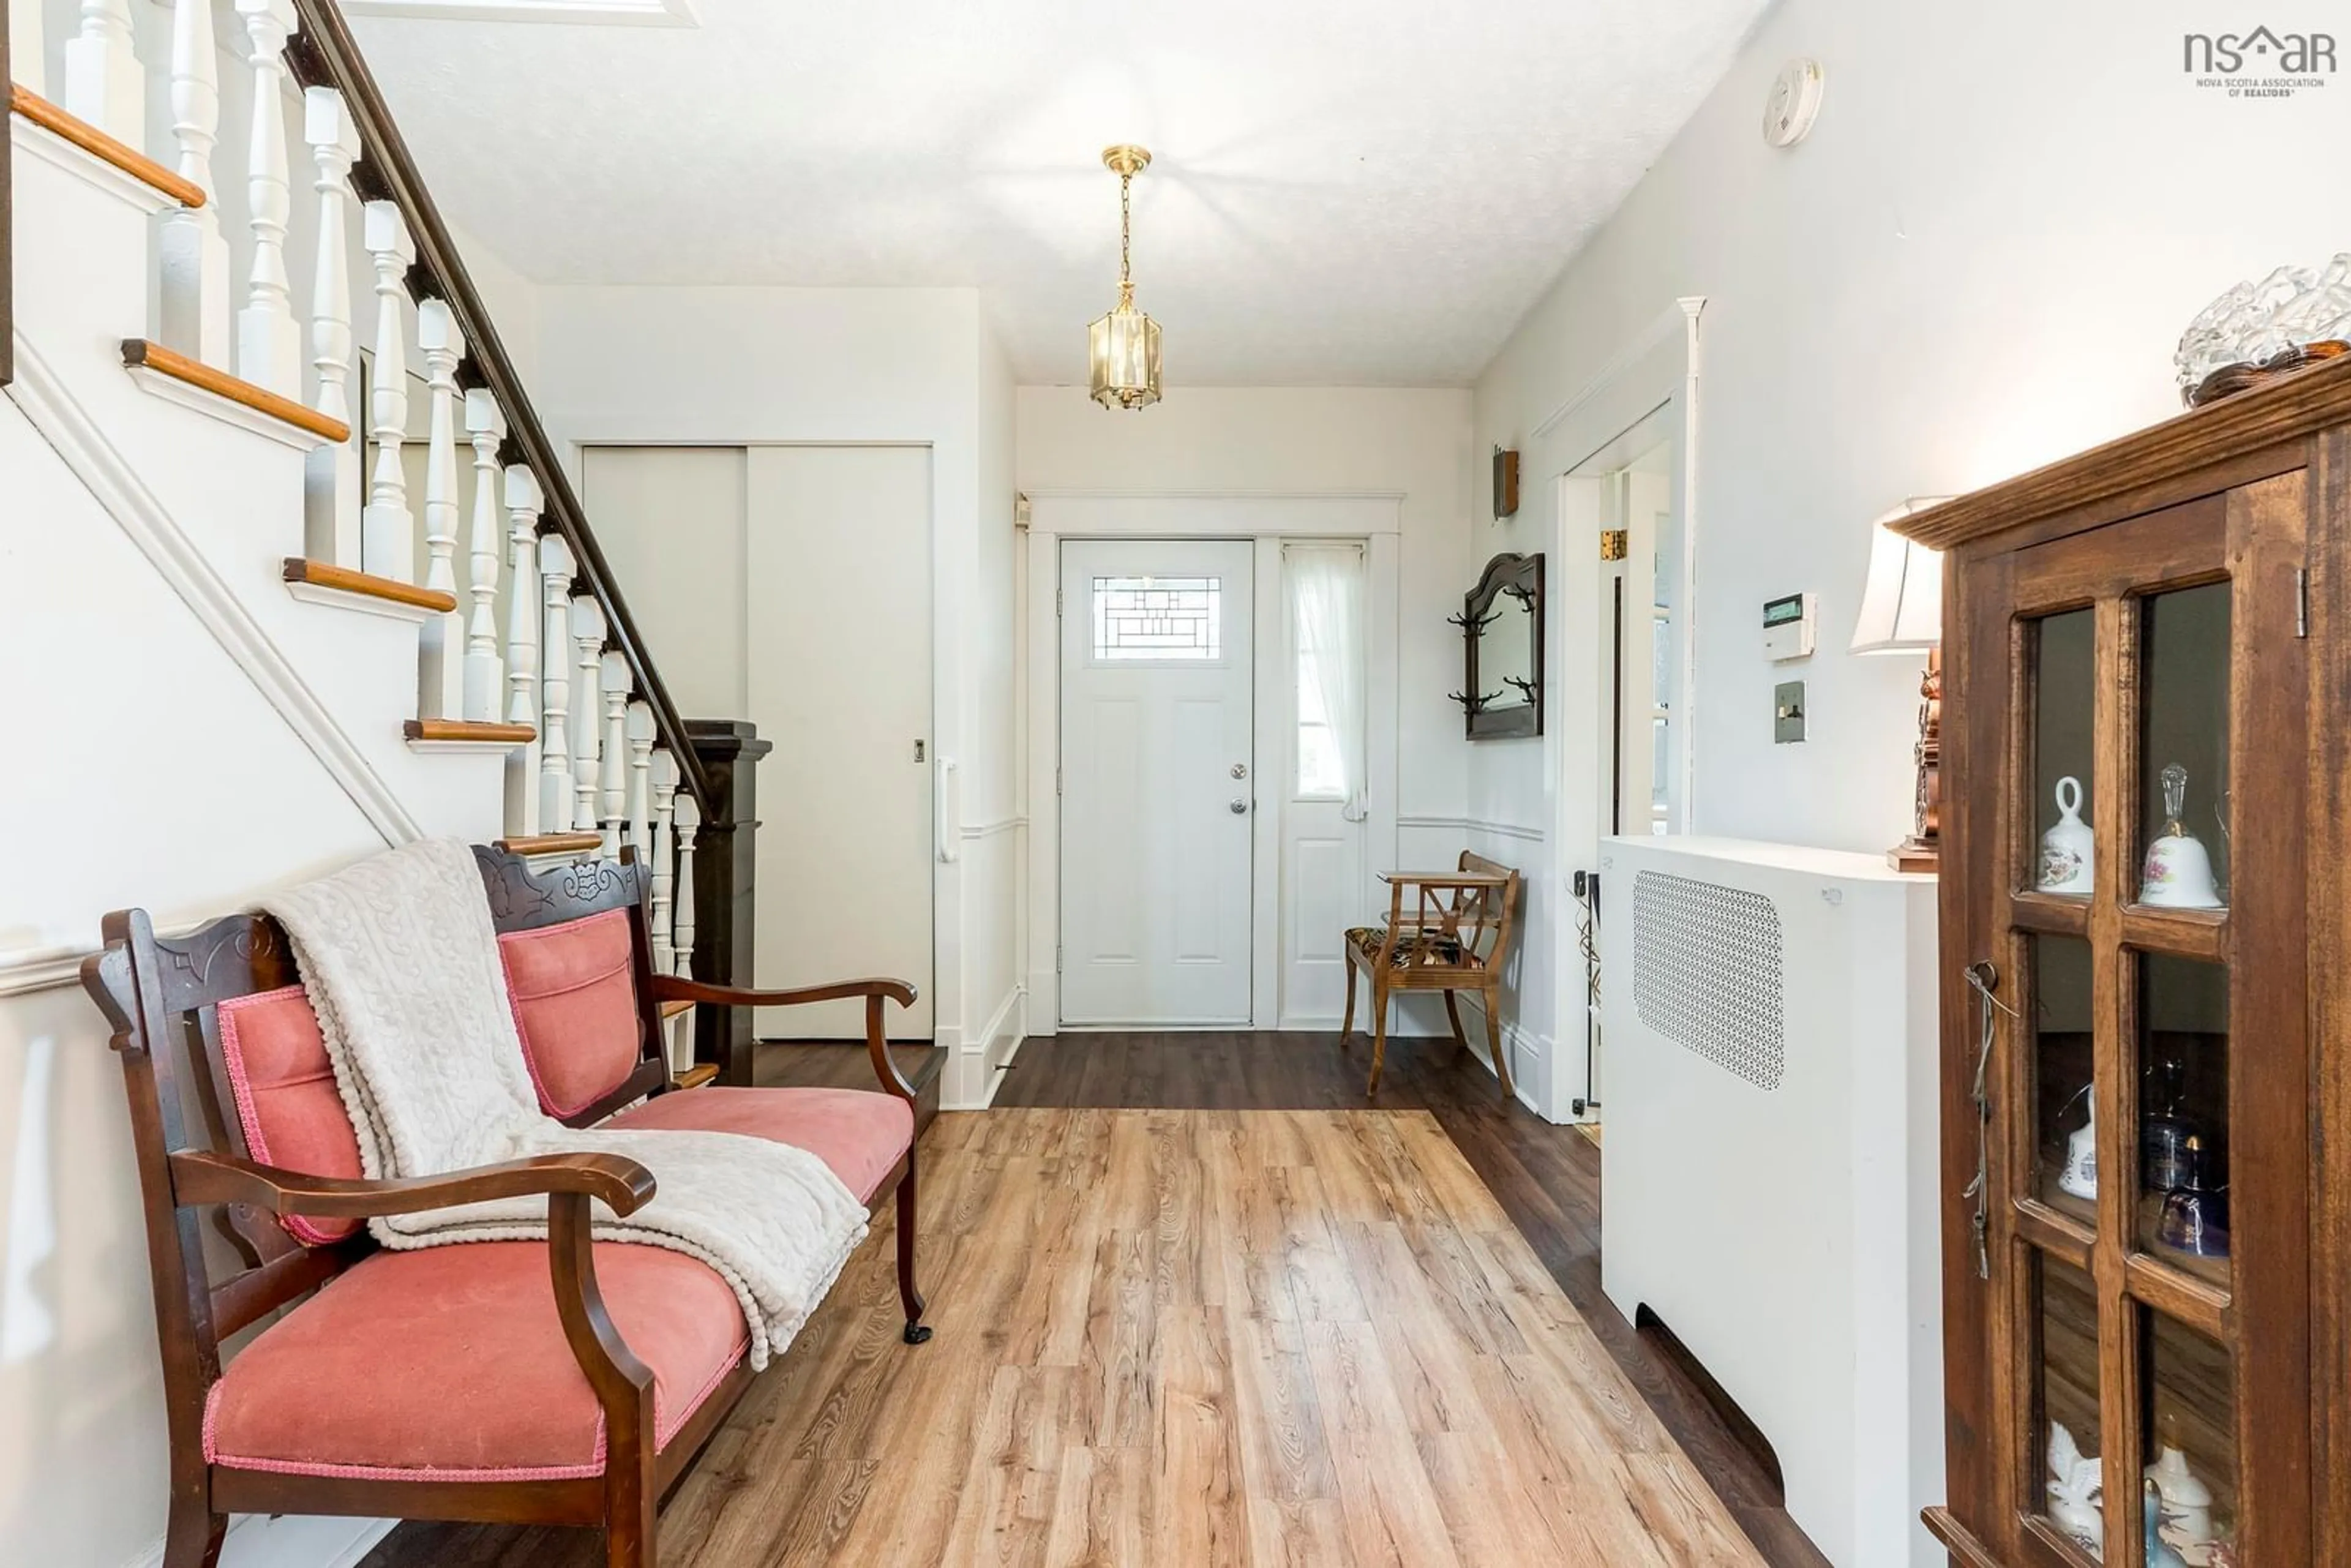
[1598,836,1943,1568]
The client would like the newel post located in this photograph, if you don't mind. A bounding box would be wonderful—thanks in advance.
[684,720,771,1086]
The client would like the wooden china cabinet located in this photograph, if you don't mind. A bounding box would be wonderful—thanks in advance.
[1900,357,2351,1568]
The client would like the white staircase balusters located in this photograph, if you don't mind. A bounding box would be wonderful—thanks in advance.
[672,789,700,980]
[415,299,465,721]
[569,595,606,839]
[648,749,678,973]
[359,201,416,580]
[463,389,507,722]
[536,534,576,832]
[503,467,544,838]
[625,700,654,860]
[9,0,45,94]
[62,1,142,145]
[159,0,230,366]
[598,652,629,857]
[233,0,301,398]
[301,88,362,564]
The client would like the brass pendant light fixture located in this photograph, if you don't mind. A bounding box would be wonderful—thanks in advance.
[1088,144,1162,410]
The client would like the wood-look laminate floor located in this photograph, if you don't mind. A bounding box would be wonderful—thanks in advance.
[369,1033,1828,1568]
[370,1106,1762,1568]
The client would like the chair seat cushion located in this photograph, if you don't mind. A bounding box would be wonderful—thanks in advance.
[206,1242,746,1481]
[1344,925,1471,968]
[608,1086,913,1204]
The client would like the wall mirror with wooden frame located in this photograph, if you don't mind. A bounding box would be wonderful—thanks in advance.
[1455,551,1544,740]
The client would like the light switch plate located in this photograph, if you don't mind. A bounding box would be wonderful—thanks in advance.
[1774,681,1807,743]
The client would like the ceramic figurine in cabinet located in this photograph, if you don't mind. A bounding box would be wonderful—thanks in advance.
[2038,776,2094,894]
[2144,1480,2191,1568]
[2047,1422,2104,1553]
[2057,1097,2099,1201]
[2140,763,2224,908]
[2147,1438,2220,1564]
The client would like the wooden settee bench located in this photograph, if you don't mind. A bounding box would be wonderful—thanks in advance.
[81,845,927,1568]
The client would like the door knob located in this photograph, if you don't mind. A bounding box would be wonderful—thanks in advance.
[1229,798,1249,815]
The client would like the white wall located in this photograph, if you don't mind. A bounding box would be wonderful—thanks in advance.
[1475,0,2350,857]
[530,286,1018,1105]
[1017,388,1511,1052]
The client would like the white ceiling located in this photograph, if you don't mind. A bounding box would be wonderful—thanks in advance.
[351,0,1769,386]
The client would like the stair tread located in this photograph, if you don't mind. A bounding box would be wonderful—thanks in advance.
[495,832,607,857]
[404,719,536,743]
[284,558,457,615]
[11,85,205,208]
[123,339,350,445]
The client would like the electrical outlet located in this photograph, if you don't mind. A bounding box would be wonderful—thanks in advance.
[1774,681,1807,743]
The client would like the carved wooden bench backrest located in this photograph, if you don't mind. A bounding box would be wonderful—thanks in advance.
[80,846,669,1479]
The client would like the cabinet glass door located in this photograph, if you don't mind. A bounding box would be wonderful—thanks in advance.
[1989,479,2308,1568]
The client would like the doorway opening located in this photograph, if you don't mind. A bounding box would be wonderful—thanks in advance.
[1562,403,1691,1126]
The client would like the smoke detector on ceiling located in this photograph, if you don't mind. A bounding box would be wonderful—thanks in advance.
[1763,58,1826,148]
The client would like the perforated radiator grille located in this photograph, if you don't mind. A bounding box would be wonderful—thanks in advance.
[1630,871,1785,1091]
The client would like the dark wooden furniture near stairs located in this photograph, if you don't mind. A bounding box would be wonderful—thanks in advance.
[1906,353,2351,1567]
[82,846,925,1568]
[1341,852,1523,1098]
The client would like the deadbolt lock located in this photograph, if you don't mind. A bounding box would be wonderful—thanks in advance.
[1231,762,1248,779]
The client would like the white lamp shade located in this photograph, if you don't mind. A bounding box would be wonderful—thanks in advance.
[1850,498,1952,653]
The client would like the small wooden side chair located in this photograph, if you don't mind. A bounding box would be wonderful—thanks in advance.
[1340,852,1523,1098]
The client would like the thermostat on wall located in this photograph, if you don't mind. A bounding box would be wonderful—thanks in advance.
[1763,593,1817,661]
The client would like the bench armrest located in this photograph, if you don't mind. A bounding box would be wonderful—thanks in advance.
[650,975,918,1011]
[169,1149,657,1219]
[651,975,921,1105]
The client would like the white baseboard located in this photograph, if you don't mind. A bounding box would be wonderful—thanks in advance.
[943,984,1024,1110]
[124,1513,396,1568]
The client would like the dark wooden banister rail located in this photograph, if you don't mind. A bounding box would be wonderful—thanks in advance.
[282,1,711,814]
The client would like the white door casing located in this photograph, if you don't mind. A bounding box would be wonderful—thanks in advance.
[1057,538,1256,1027]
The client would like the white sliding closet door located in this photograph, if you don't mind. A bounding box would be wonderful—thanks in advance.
[746,446,935,1041]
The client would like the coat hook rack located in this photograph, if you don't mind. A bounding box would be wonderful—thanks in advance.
[1502,675,1539,703]
[1448,688,1504,715]
[1446,608,1499,634]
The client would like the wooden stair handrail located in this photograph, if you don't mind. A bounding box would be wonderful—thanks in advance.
[280,2,712,816]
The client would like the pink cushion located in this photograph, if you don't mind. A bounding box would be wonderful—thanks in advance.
[216,986,364,1247]
[609,1087,913,1204]
[499,909,645,1117]
[206,1242,746,1480]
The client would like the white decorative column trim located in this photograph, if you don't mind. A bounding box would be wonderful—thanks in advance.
[648,750,677,973]
[233,0,301,397]
[598,651,629,858]
[359,201,416,580]
[302,86,362,565]
[463,388,508,721]
[672,790,699,980]
[415,298,467,719]
[624,699,654,860]
[569,595,606,839]
[159,0,230,366]
[536,533,577,831]
[503,467,544,836]
[62,0,143,146]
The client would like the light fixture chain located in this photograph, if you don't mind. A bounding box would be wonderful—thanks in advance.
[1119,172,1133,290]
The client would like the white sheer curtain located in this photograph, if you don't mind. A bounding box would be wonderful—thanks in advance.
[1288,543,1368,822]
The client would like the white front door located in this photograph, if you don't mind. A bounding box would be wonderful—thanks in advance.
[1059,539,1255,1027]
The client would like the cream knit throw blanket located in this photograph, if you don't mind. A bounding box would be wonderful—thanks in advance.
[263,838,866,1370]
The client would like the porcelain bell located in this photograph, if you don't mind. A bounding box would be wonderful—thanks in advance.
[2057,1097,2098,1202]
[2038,776,2094,895]
[2139,763,2223,909]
